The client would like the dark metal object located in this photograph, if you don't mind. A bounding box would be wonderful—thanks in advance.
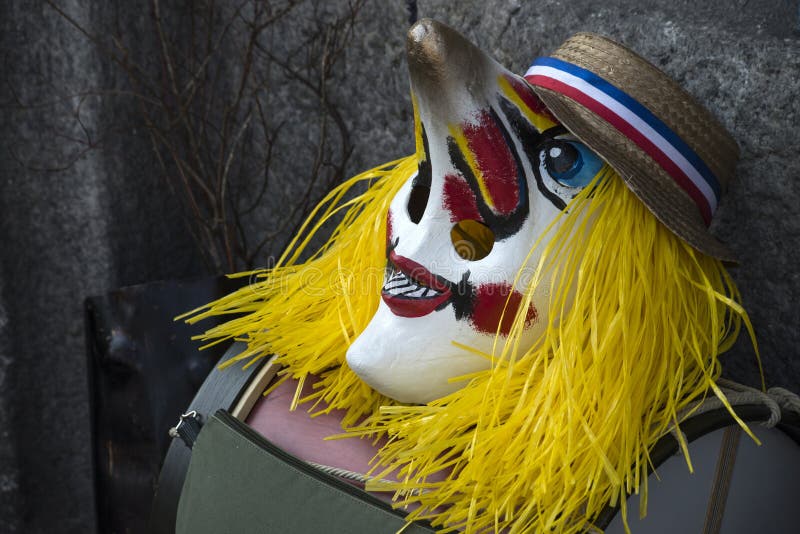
[85,276,245,534]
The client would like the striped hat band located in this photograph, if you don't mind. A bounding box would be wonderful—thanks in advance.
[525,56,721,225]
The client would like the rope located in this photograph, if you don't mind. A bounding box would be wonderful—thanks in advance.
[678,379,782,428]
[307,462,372,484]
[767,387,800,418]
[307,462,429,496]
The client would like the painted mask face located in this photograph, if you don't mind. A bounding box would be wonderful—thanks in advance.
[346,21,606,403]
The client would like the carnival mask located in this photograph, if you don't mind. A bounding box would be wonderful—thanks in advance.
[345,20,606,403]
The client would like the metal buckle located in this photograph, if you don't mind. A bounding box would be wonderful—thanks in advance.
[169,410,203,448]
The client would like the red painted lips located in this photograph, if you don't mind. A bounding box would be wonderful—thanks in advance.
[381,251,452,318]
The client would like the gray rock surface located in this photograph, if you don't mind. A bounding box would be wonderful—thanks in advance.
[0,271,19,533]
[0,1,412,532]
[1,2,205,532]
[1,0,798,532]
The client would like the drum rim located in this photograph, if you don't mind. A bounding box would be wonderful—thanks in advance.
[151,343,800,533]
[592,402,800,530]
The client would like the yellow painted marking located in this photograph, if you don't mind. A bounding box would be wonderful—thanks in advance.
[449,123,497,211]
[411,92,427,162]
[497,75,558,133]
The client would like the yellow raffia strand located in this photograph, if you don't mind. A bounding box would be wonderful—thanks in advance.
[348,169,757,533]
[183,154,759,533]
[180,156,417,424]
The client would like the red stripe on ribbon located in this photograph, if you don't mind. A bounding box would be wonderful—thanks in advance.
[525,74,712,225]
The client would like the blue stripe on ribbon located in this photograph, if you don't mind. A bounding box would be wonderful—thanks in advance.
[530,56,722,200]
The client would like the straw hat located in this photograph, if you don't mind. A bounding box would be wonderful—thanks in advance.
[525,33,739,261]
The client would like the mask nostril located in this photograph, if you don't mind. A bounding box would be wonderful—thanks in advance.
[450,220,494,260]
[407,184,430,223]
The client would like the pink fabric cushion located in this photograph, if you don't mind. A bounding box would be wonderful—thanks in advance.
[246,374,452,519]
[246,376,387,486]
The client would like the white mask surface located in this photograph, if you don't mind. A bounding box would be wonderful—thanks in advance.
[346,21,605,403]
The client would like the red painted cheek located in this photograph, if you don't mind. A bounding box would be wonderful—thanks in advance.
[462,110,520,214]
[443,174,482,223]
[469,283,538,336]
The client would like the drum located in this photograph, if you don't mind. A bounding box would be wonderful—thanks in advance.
[150,342,800,533]
[601,387,800,534]
[150,342,437,534]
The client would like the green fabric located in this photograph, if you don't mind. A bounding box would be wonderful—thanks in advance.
[176,411,436,534]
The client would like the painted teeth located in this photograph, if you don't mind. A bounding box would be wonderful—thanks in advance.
[382,268,443,299]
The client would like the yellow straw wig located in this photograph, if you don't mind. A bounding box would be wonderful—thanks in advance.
[183,154,756,533]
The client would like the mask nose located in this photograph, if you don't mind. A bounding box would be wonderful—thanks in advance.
[406,19,498,128]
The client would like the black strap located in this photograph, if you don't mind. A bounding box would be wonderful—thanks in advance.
[169,411,204,449]
[148,342,268,534]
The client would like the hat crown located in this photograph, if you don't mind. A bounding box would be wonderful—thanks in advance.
[551,33,739,192]
[526,32,740,260]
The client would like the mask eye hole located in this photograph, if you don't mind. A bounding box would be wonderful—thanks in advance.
[407,183,429,224]
[450,220,494,261]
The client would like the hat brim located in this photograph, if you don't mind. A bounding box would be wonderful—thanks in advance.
[532,85,736,263]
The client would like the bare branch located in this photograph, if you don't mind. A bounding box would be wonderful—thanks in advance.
[34,0,363,272]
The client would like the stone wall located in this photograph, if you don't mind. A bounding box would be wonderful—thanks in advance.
[1,1,798,532]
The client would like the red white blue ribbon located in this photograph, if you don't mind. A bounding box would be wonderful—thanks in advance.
[525,57,721,224]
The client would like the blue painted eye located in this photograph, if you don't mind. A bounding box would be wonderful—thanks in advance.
[543,140,604,188]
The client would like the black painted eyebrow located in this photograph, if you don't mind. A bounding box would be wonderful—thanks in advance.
[412,123,432,188]
[541,125,569,140]
[498,97,545,146]
[445,106,531,240]
[498,98,567,211]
